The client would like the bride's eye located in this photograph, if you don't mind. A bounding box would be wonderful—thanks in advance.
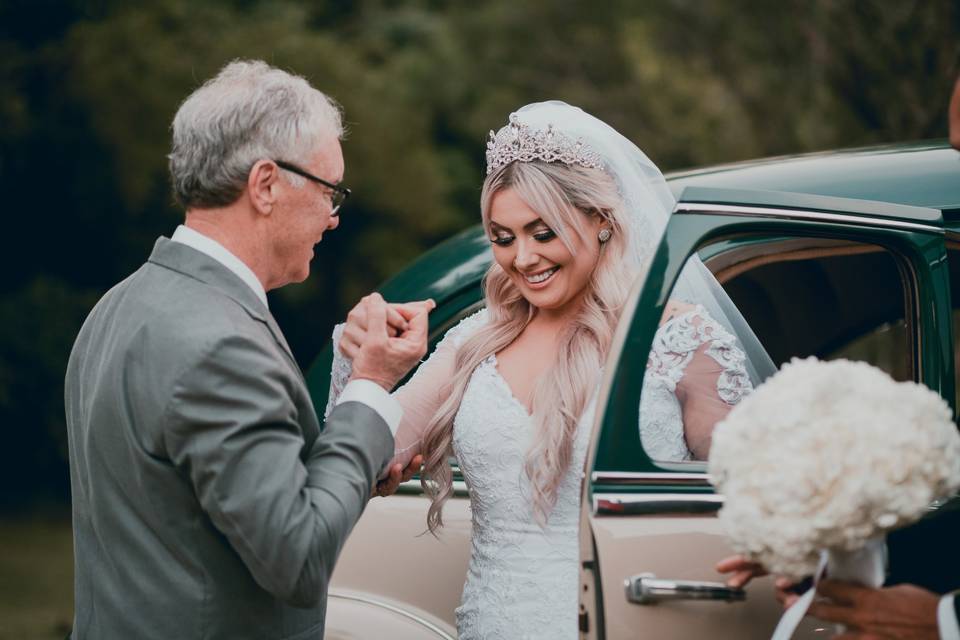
[533,229,556,243]
[491,235,515,247]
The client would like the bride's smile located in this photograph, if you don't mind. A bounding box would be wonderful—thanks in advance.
[487,187,604,318]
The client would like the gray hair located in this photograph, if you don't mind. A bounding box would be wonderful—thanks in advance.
[168,59,344,209]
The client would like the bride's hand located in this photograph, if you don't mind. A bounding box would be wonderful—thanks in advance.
[372,455,424,498]
[341,298,435,357]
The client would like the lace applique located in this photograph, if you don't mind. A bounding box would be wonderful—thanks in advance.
[646,305,752,404]
[441,308,490,350]
[452,354,592,640]
[324,323,352,420]
[640,305,753,461]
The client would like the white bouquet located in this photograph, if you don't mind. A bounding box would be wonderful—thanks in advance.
[708,357,960,582]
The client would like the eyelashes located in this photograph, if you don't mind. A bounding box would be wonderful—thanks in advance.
[490,229,557,247]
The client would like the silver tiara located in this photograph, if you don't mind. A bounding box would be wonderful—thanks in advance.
[485,114,604,175]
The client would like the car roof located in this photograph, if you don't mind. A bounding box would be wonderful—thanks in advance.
[666,141,960,217]
[378,141,960,301]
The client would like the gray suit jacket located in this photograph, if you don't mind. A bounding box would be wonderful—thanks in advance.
[65,238,394,639]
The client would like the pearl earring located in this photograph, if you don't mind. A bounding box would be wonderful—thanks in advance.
[598,228,612,244]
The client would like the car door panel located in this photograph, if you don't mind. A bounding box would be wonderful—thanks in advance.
[581,189,948,639]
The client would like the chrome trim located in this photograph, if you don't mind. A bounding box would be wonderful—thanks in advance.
[592,471,711,486]
[625,573,746,605]
[675,202,943,234]
[594,493,723,516]
[329,591,455,640]
[907,259,922,383]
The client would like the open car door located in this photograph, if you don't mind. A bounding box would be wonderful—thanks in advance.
[578,187,951,639]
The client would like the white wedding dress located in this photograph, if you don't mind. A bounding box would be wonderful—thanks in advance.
[327,306,751,640]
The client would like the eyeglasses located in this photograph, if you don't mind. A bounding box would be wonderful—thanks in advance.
[274,160,351,216]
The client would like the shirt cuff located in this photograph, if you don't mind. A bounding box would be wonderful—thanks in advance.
[939,593,960,640]
[336,379,403,436]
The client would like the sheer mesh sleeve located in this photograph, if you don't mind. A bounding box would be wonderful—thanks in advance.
[324,309,489,472]
[389,309,488,469]
[642,302,753,461]
[673,307,753,460]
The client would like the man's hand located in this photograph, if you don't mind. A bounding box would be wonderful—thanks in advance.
[809,580,940,640]
[342,297,432,344]
[716,554,806,608]
[716,554,768,589]
[343,293,433,391]
[372,455,424,498]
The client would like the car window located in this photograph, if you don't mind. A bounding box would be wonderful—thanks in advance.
[945,240,960,412]
[638,236,912,464]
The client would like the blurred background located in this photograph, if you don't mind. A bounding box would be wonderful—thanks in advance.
[0,0,957,637]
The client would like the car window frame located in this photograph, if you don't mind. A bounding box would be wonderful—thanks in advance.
[588,201,949,502]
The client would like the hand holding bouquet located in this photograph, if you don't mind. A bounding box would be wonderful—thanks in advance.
[709,357,960,583]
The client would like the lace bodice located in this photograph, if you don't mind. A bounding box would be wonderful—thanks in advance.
[452,352,593,639]
[325,304,751,638]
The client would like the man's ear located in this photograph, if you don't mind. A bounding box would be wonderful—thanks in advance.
[248,160,279,215]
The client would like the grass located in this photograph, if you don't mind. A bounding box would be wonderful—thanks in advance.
[0,513,73,640]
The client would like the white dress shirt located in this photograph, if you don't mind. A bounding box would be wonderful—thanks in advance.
[172,225,268,308]
[940,592,960,640]
[170,225,402,435]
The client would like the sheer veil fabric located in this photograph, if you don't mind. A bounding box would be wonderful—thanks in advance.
[512,101,776,387]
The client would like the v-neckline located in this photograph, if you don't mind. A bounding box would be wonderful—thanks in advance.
[487,354,534,418]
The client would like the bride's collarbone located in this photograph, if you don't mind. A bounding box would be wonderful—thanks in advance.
[493,335,558,406]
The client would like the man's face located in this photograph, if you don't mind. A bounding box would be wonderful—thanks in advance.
[269,139,344,288]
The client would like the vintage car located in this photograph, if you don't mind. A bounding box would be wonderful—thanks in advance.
[307,141,960,639]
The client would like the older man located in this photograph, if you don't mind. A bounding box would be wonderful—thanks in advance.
[65,60,428,639]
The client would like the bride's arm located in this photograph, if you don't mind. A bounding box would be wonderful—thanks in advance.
[327,307,487,471]
[676,342,740,460]
[387,334,462,469]
[663,304,753,460]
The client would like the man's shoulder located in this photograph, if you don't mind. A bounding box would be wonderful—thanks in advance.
[83,260,267,358]
[135,259,260,326]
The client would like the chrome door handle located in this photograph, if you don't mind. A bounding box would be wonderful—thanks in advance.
[625,573,746,604]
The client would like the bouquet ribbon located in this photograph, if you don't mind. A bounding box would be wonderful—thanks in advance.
[770,536,886,639]
[770,553,828,640]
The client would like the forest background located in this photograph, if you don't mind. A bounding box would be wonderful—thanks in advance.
[0,0,957,637]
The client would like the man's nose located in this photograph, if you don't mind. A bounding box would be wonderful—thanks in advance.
[327,214,340,230]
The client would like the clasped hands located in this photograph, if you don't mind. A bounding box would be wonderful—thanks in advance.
[716,555,940,639]
[340,292,435,392]
[339,292,433,499]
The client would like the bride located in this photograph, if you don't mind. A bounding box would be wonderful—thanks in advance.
[328,101,762,639]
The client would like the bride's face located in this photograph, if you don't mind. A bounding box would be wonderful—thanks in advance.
[488,187,604,317]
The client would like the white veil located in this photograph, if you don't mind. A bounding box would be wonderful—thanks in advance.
[509,101,776,386]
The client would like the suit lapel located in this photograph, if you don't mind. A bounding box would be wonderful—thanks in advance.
[147,237,304,379]
[263,311,306,383]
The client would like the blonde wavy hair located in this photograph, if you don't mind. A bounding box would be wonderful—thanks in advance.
[420,160,636,532]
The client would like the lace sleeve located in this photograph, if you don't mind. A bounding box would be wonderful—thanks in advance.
[672,306,753,460]
[388,308,489,470]
[324,323,352,420]
[322,309,488,473]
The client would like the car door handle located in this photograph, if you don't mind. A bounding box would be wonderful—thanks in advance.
[625,573,746,604]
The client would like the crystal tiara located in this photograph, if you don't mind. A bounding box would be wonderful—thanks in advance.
[485,114,604,175]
